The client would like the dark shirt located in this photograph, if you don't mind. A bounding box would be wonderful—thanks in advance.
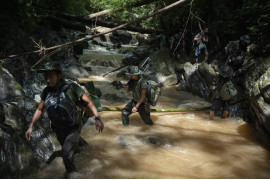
[41,79,85,105]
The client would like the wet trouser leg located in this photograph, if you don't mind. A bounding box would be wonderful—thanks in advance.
[138,102,153,125]
[78,136,88,148]
[122,100,134,126]
[122,100,153,125]
[55,127,80,172]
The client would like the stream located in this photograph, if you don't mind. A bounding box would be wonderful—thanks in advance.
[26,31,270,179]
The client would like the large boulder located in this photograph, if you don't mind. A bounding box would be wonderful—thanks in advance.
[143,47,178,86]
[122,45,155,65]
[247,64,270,149]
[0,66,25,102]
[179,62,216,98]
[0,67,56,177]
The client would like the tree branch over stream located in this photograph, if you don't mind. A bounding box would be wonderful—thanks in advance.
[1,0,190,62]
[47,14,164,34]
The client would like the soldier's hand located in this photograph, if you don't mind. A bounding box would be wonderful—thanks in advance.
[95,120,104,133]
[132,107,138,113]
[25,127,33,141]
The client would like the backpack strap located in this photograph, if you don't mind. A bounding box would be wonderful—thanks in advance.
[146,81,152,100]
[54,81,72,97]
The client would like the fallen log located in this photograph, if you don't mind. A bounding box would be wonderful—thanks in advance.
[47,16,86,32]
[102,106,211,112]
[1,0,190,61]
[52,13,164,34]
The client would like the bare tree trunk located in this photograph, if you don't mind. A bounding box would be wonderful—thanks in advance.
[51,13,164,34]
[47,16,86,32]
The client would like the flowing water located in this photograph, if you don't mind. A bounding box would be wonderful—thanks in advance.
[26,38,270,179]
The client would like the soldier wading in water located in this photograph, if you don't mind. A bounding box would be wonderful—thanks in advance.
[209,65,237,120]
[122,66,154,126]
[25,61,104,173]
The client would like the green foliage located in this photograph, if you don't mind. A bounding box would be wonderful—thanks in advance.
[1,0,269,55]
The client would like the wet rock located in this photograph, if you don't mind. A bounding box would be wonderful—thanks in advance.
[135,34,148,45]
[0,66,25,102]
[122,45,155,65]
[181,62,216,99]
[3,102,25,135]
[0,127,36,178]
[143,47,178,86]
[73,41,89,56]
[110,30,133,44]
[176,83,187,91]
[136,134,171,147]
[111,81,124,90]
[63,63,89,80]
[0,103,5,124]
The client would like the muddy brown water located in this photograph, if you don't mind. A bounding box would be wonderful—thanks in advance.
[26,86,270,179]
[26,53,270,178]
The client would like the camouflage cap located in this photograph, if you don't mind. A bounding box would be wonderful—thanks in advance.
[125,66,143,76]
[219,65,233,78]
[37,61,62,73]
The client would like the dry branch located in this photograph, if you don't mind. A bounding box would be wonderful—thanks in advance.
[1,0,190,61]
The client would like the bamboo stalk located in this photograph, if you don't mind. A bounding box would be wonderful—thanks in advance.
[102,106,211,112]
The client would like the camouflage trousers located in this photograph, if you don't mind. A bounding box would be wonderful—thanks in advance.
[122,100,153,126]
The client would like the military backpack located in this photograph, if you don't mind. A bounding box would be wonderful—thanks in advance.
[219,81,237,101]
[146,80,161,106]
[44,80,102,129]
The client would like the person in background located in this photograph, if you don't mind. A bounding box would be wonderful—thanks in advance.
[122,66,154,126]
[194,27,209,63]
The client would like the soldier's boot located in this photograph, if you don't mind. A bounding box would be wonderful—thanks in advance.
[122,110,130,126]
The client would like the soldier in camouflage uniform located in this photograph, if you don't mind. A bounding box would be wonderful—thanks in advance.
[122,66,154,126]
[225,35,255,76]
[25,61,104,173]
[209,65,234,120]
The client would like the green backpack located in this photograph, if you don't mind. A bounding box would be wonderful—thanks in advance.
[67,79,103,116]
[146,80,161,106]
[219,81,237,101]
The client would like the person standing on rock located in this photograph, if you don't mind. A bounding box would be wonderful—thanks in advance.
[122,66,154,126]
[194,27,209,63]
[25,61,104,173]
[209,65,237,120]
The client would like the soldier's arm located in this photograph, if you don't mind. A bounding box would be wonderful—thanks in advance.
[81,93,99,118]
[132,89,147,113]
[136,89,146,108]
[25,100,44,141]
[81,93,104,133]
